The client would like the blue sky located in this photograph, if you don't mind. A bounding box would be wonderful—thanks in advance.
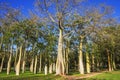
[0,0,120,17]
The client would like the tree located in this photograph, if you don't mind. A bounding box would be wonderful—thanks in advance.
[36,0,83,75]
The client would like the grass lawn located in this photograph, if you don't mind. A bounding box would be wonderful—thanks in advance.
[0,71,66,80]
[0,70,120,80]
[84,70,120,80]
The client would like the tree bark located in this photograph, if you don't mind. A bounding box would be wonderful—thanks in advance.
[65,40,69,74]
[30,58,34,72]
[91,53,95,72]
[106,49,112,71]
[22,49,26,73]
[65,49,69,74]
[16,45,22,75]
[39,54,42,73]
[49,63,53,74]
[86,52,90,73]
[14,46,18,71]
[112,53,116,70]
[111,54,114,71]
[0,36,4,73]
[0,55,5,72]
[96,58,100,71]
[45,64,47,75]
[7,45,12,75]
[34,55,37,74]
[22,60,25,73]
[56,29,64,75]
[0,35,3,50]
[79,36,84,74]
[53,63,56,72]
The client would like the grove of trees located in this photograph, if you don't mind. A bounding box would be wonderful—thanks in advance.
[0,0,120,76]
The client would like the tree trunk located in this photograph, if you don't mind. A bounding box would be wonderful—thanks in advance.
[53,63,56,72]
[30,58,34,72]
[16,45,22,75]
[65,40,69,74]
[22,61,25,73]
[39,54,42,73]
[0,35,3,50]
[56,29,64,75]
[7,45,12,75]
[79,36,84,74]
[14,46,18,72]
[65,50,69,74]
[49,63,52,74]
[111,54,114,71]
[86,52,90,73]
[45,64,47,75]
[0,55,5,72]
[106,49,112,71]
[0,36,4,72]
[7,52,12,75]
[92,54,95,71]
[112,53,116,70]
[96,58,100,71]
[34,55,37,74]
[22,49,26,73]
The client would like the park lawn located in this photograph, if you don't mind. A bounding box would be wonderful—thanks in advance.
[0,70,120,80]
[0,71,66,80]
[86,70,120,80]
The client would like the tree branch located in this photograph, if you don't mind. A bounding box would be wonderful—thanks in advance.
[43,0,56,23]
[63,30,74,37]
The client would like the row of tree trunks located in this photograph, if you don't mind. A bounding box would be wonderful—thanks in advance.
[45,63,56,75]
[90,48,116,72]
[29,54,42,74]
[108,49,116,71]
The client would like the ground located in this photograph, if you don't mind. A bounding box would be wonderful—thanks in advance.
[0,71,66,80]
[88,70,120,80]
[0,70,120,80]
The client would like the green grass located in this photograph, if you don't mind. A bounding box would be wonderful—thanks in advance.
[83,70,120,80]
[0,71,120,80]
[0,71,66,80]
[68,71,84,77]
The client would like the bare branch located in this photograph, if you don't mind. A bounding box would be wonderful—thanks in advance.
[43,0,56,23]
[63,30,74,37]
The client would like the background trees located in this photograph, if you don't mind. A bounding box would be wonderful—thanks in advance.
[0,0,120,76]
